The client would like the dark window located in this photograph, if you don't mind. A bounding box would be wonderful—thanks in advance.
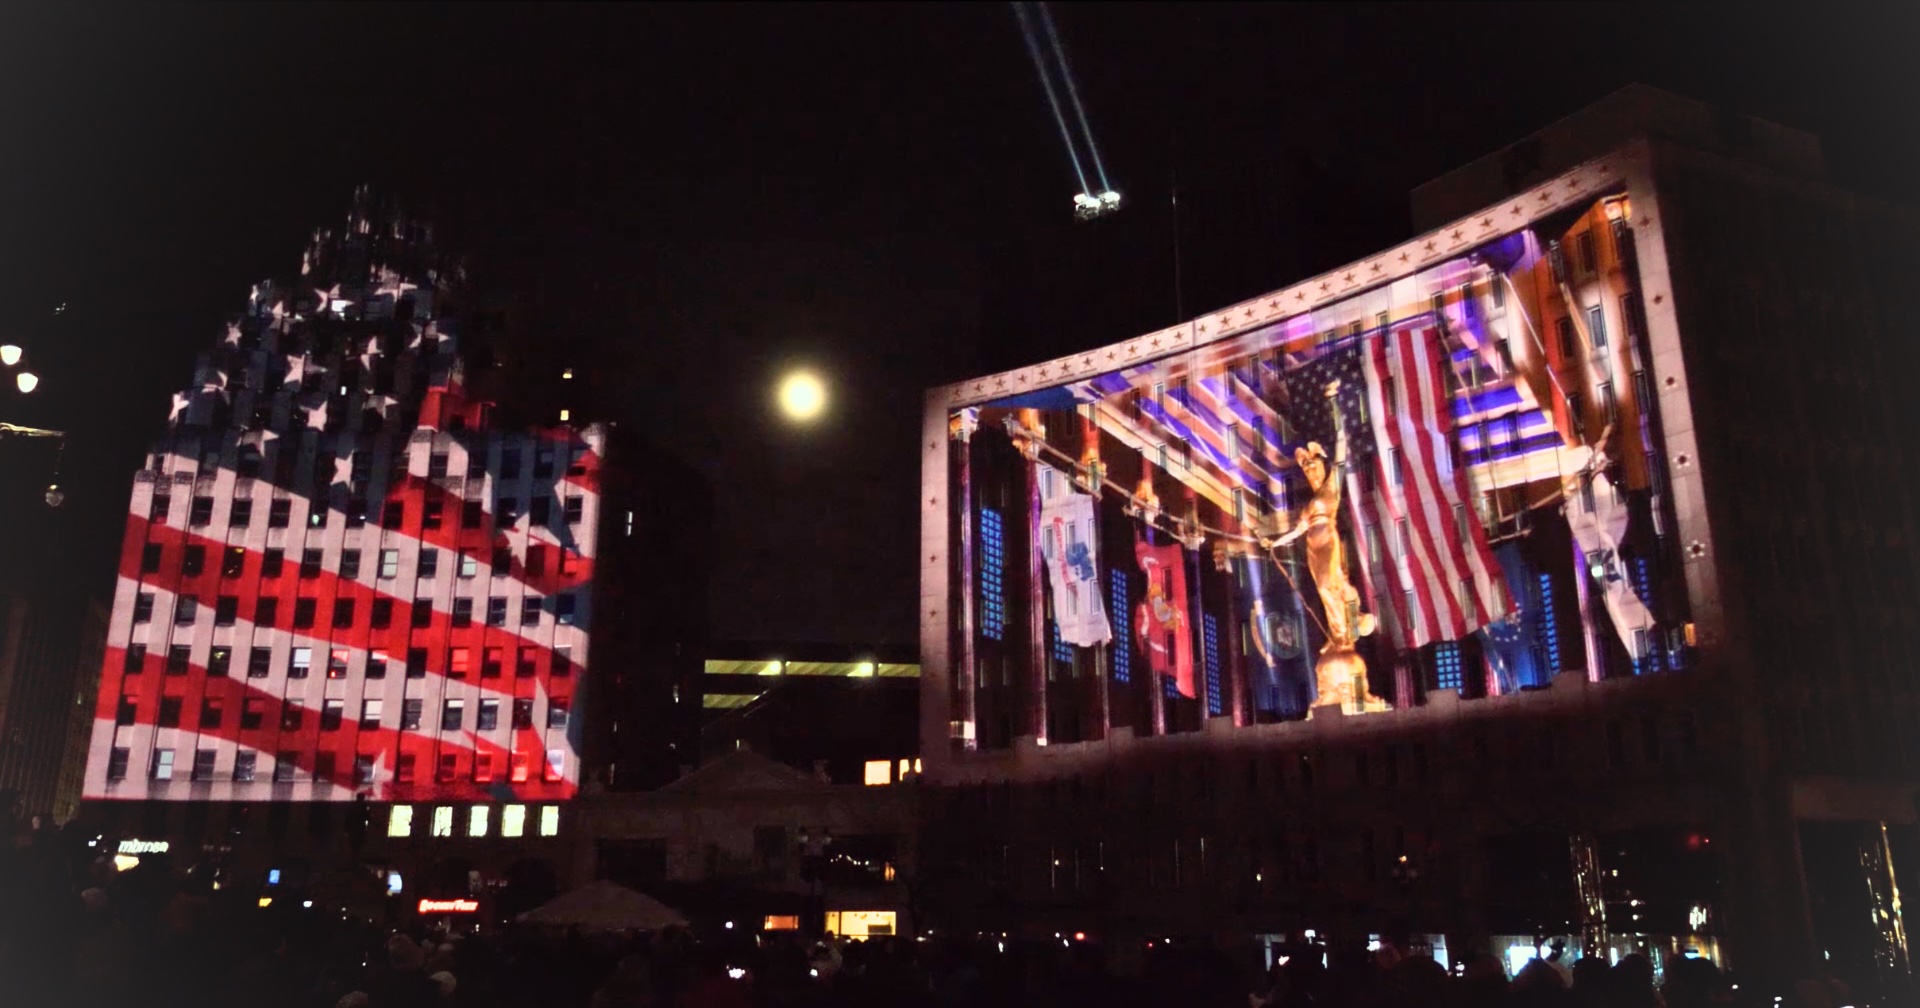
[150,495,171,522]
[486,597,507,627]
[1577,230,1598,275]
[191,749,217,781]
[517,647,539,678]
[417,550,438,578]
[174,595,199,624]
[365,653,387,679]
[467,449,487,478]
[215,596,238,626]
[115,696,137,726]
[478,699,499,730]
[534,451,554,479]
[1557,316,1579,359]
[208,646,231,677]
[222,547,246,578]
[512,699,534,728]
[190,497,213,527]
[314,752,336,782]
[281,706,302,731]
[307,507,326,529]
[321,699,344,731]
[269,500,291,528]
[1587,305,1608,351]
[492,547,511,576]
[339,549,361,580]
[401,699,423,730]
[229,500,252,528]
[200,697,224,729]
[182,546,206,577]
[254,597,278,628]
[300,549,322,578]
[167,645,191,675]
[422,501,443,529]
[354,754,375,785]
[107,748,131,780]
[261,548,284,578]
[238,450,262,478]
[133,593,155,623]
[555,594,576,625]
[498,499,517,524]
[327,648,349,679]
[451,598,472,627]
[428,453,449,478]
[406,648,427,678]
[346,499,367,528]
[274,752,297,782]
[141,543,162,574]
[248,648,272,679]
[442,700,464,731]
[553,646,572,677]
[332,598,356,629]
[521,597,542,626]
[437,754,458,783]
[548,699,569,729]
[293,598,316,629]
[462,501,483,529]
[481,647,502,678]
[411,600,432,628]
[233,752,256,782]
[531,498,551,526]
[526,544,546,576]
[564,497,584,524]
[370,598,393,628]
[502,450,521,479]
[123,643,147,673]
[397,753,417,783]
[383,502,404,529]
[158,696,182,728]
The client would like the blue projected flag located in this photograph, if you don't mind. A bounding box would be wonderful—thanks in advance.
[1240,555,1314,717]
[1479,543,1546,693]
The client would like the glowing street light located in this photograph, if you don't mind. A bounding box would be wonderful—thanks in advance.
[777,370,826,423]
[0,345,19,366]
[15,372,38,394]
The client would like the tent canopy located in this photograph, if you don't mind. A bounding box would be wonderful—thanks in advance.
[516,879,689,931]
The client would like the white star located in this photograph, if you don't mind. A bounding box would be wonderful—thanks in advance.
[305,400,328,430]
[169,392,191,423]
[223,323,242,346]
[284,354,305,386]
[359,338,380,372]
[333,455,354,486]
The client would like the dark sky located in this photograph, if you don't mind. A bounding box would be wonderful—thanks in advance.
[1,2,1915,646]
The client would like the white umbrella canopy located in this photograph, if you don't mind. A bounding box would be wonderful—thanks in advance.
[516,879,689,931]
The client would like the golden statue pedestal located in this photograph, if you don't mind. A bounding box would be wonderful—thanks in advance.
[1310,646,1390,717]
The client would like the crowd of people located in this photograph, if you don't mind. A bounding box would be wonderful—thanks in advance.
[0,818,1877,1007]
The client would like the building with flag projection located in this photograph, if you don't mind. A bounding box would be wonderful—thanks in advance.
[75,190,707,917]
[919,86,1920,998]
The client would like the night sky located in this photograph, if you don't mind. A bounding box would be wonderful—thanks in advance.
[0,3,1914,647]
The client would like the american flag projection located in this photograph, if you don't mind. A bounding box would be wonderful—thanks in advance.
[84,201,596,802]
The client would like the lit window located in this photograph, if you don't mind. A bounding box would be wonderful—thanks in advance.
[388,805,414,838]
[898,758,911,779]
[538,806,560,837]
[468,805,490,837]
[502,805,527,838]
[864,760,892,786]
[913,758,922,775]
[979,508,1006,640]
[558,409,570,422]
[431,806,454,838]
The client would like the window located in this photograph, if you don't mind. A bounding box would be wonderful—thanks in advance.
[502,450,522,479]
[280,705,303,731]
[564,497,584,524]
[442,698,465,731]
[554,645,573,677]
[382,502,404,529]
[406,649,427,678]
[379,549,399,579]
[428,452,449,479]
[474,754,495,783]
[544,750,565,781]
[535,450,555,478]
[478,698,500,731]
[397,753,417,783]
[531,498,551,527]
[512,699,534,729]
[371,598,393,628]
[1557,316,1579,359]
[339,549,361,580]
[448,647,470,679]
[208,646,231,677]
[189,497,213,527]
[346,499,367,528]
[289,647,311,679]
[274,751,297,782]
[293,598,316,629]
[502,804,527,838]
[1393,519,1409,559]
[1567,392,1586,441]
[116,695,137,725]
[548,698,570,729]
[141,543,162,574]
[255,597,278,628]
[555,594,576,625]
[133,592,155,623]
[1587,305,1607,351]
[361,699,384,729]
[175,595,199,624]
[388,805,414,838]
[366,652,388,679]
[486,597,507,627]
[417,550,439,579]
[327,648,349,678]
[468,806,490,837]
[200,696,224,729]
[458,554,478,579]
[431,806,454,837]
[492,547,511,577]
[401,698,423,730]
[332,599,356,629]
[354,754,375,785]
[1577,230,1598,275]
[462,501,484,529]
[269,499,291,528]
[481,647,503,678]
[539,806,560,837]
[517,647,539,678]
[423,501,443,530]
[261,548,284,578]
[107,748,130,781]
[222,547,247,578]
[158,695,183,727]
[232,751,256,782]
[247,647,271,679]
[451,598,473,627]
[411,599,433,628]
[521,597,542,626]
[167,644,192,675]
[1598,381,1617,424]
[123,643,147,674]
[182,546,206,577]
[150,495,171,523]
[151,749,175,780]
[300,549,322,579]
[314,751,335,782]
[558,550,580,577]
[192,749,217,781]
[511,753,531,782]
[436,754,458,783]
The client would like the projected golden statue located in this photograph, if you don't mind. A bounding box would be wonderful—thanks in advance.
[1270,380,1387,712]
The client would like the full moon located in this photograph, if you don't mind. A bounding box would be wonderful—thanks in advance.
[777,370,827,422]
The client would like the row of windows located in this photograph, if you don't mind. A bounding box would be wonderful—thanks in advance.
[123,641,574,681]
[106,745,570,786]
[115,692,568,732]
[152,494,586,532]
[144,540,583,583]
[388,803,561,839]
[131,589,578,630]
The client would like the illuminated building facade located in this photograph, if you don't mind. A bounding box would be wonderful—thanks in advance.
[75,191,709,914]
[919,87,1919,996]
